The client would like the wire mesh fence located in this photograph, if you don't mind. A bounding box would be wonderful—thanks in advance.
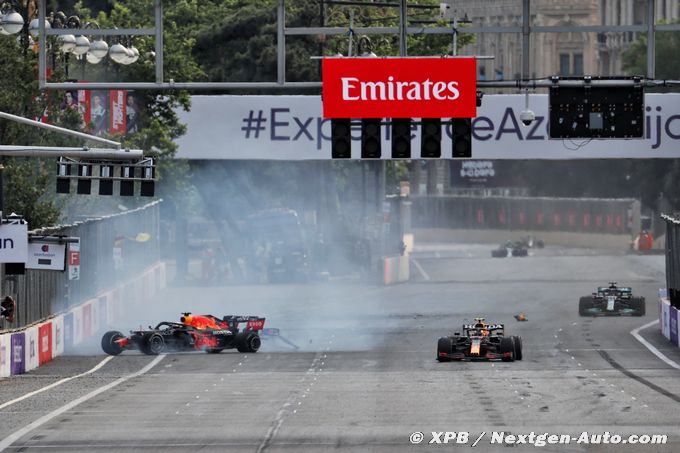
[1,200,161,330]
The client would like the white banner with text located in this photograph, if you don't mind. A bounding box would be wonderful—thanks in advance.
[174,94,680,160]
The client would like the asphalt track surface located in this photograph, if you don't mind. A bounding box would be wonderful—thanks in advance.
[1,244,680,452]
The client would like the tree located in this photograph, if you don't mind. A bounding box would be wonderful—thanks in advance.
[622,26,680,80]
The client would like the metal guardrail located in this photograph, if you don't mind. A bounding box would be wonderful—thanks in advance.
[663,213,680,308]
[1,200,161,331]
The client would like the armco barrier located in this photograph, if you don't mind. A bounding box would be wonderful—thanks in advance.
[1,261,166,377]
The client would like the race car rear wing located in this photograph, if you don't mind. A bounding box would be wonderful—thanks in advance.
[223,316,266,331]
[463,324,504,330]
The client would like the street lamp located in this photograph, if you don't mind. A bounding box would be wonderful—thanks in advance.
[2,7,140,68]
[27,17,50,37]
[0,9,23,35]
[108,42,128,64]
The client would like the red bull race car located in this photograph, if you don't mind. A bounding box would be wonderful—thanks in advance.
[101,313,265,355]
[437,317,522,362]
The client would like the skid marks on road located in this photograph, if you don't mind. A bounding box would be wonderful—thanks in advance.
[555,320,650,413]
[256,334,335,453]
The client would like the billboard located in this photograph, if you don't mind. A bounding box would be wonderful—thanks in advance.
[26,242,66,271]
[0,223,28,263]
[322,58,477,119]
[174,94,680,160]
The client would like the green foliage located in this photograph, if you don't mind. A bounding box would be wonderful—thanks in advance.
[622,27,680,80]
[3,159,62,227]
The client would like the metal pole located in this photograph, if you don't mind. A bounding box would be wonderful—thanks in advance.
[277,0,286,84]
[155,0,164,84]
[647,0,655,79]
[38,0,46,88]
[0,146,143,159]
[348,10,355,57]
[452,17,458,56]
[522,0,530,80]
[399,0,407,56]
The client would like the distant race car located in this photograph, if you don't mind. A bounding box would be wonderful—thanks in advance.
[101,313,265,355]
[579,282,645,316]
[437,317,522,362]
[517,235,544,249]
[491,241,529,258]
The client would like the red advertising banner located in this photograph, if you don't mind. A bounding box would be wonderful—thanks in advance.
[38,323,52,366]
[109,90,127,134]
[322,57,477,119]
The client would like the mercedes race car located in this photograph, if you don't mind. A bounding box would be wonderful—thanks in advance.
[491,241,529,258]
[101,313,265,355]
[437,317,522,362]
[579,282,645,316]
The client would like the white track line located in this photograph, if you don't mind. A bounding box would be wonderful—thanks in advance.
[630,320,680,370]
[410,258,430,281]
[0,356,113,412]
[0,355,165,452]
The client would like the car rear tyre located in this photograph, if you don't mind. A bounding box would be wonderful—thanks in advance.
[437,337,453,362]
[500,337,515,361]
[491,249,505,258]
[631,297,646,316]
[237,332,261,353]
[142,333,166,355]
[579,296,594,316]
[101,331,125,356]
[511,336,523,361]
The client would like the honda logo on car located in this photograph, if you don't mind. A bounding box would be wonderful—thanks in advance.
[322,57,477,119]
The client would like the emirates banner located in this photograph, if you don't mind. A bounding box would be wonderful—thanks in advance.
[322,57,477,119]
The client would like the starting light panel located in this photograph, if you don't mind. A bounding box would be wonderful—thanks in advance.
[549,77,644,139]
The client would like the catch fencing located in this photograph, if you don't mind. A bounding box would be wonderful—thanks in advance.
[1,200,161,330]
[663,213,680,308]
[411,196,639,235]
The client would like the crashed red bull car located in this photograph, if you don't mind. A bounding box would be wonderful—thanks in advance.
[101,312,265,355]
[437,317,522,362]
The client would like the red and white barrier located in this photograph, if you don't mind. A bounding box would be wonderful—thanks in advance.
[381,255,410,285]
[1,261,166,377]
[52,315,64,357]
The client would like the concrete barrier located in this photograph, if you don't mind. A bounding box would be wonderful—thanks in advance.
[414,228,632,250]
[381,255,410,285]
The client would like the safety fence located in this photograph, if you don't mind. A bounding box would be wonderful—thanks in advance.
[411,196,640,235]
[0,262,166,378]
[1,200,161,330]
[663,214,680,309]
